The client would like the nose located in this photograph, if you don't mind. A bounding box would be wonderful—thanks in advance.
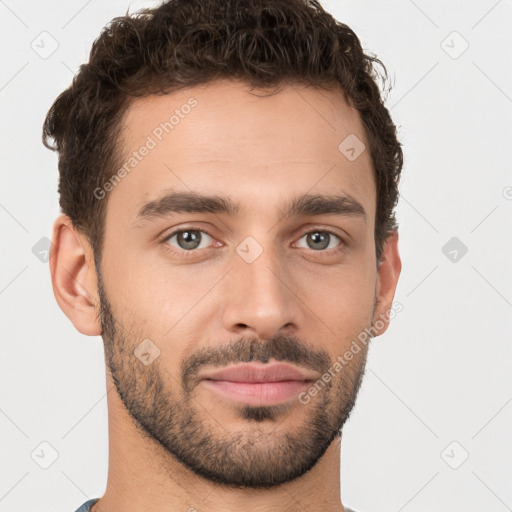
[221,240,300,341]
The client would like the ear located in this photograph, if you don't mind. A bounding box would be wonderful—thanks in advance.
[49,214,102,336]
[371,230,402,336]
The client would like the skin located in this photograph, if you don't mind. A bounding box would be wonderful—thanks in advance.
[50,79,401,512]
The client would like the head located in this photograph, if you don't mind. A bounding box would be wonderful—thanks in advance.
[46,0,402,489]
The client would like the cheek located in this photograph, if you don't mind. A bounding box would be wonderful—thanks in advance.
[104,249,220,339]
[296,262,377,344]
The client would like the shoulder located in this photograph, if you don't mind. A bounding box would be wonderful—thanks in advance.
[72,498,99,512]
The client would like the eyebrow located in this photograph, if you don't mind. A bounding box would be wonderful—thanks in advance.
[134,191,366,225]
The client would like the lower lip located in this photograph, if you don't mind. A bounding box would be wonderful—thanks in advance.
[201,379,311,406]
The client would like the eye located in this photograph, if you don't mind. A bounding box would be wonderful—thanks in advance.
[295,229,343,252]
[163,228,215,252]
[160,226,345,258]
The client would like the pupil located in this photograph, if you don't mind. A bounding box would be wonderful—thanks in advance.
[309,232,329,250]
[179,230,200,250]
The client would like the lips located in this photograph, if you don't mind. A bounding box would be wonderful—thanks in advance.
[200,362,318,383]
[198,362,318,406]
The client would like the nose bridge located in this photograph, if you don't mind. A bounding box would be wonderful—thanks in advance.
[222,234,298,338]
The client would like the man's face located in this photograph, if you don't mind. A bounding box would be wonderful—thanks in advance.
[97,79,381,488]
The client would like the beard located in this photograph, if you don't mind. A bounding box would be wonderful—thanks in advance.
[96,267,371,489]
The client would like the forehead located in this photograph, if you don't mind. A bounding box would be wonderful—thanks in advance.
[106,79,376,223]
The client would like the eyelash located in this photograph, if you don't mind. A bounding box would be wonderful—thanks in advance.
[160,226,346,258]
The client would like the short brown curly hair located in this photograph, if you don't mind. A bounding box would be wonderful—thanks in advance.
[42,0,403,262]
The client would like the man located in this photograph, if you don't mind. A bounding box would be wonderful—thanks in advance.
[44,0,402,510]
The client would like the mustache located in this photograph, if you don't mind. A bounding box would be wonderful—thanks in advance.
[180,334,331,392]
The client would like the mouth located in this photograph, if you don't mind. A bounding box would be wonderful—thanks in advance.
[201,379,313,406]
[199,362,317,406]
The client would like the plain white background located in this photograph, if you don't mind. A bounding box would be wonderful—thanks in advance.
[1,1,511,511]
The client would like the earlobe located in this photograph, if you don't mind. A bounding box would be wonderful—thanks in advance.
[371,230,402,337]
[50,215,102,336]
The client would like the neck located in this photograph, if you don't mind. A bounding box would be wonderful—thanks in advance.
[93,385,347,512]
